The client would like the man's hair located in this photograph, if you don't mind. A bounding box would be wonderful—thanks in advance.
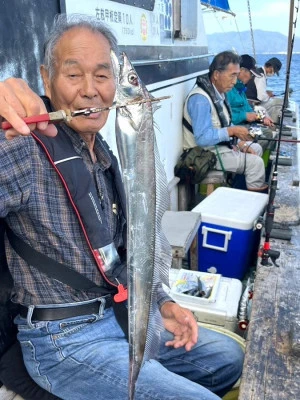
[43,14,119,79]
[208,51,240,78]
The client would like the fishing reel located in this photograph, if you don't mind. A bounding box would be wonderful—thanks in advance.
[254,105,267,121]
[259,247,280,267]
[248,125,263,139]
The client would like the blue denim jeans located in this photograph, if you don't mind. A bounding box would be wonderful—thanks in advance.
[15,301,244,400]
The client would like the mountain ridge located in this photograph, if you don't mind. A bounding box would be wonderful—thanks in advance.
[206,29,300,54]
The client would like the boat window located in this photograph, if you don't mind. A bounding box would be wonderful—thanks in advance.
[109,0,155,11]
[174,0,198,39]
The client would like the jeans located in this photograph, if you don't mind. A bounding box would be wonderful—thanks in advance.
[15,302,244,400]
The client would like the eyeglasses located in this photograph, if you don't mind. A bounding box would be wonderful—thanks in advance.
[218,70,239,81]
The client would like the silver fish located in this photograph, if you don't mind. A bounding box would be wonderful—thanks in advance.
[111,51,172,399]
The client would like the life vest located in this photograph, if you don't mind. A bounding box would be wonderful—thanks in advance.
[32,129,127,298]
[246,67,264,102]
[183,76,232,150]
[3,97,128,302]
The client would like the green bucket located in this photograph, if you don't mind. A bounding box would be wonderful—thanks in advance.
[262,149,271,168]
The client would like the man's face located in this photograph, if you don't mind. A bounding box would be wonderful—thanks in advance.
[41,27,116,135]
[212,63,240,93]
[265,66,275,77]
[238,67,253,84]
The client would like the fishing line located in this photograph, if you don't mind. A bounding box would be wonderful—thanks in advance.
[258,137,300,143]
[241,141,255,175]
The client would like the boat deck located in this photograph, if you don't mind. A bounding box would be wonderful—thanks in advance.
[239,107,300,400]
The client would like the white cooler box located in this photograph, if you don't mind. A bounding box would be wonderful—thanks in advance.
[168,269,243,332]
[192,187,268,279]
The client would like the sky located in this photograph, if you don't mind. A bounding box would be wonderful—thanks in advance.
[202,0,299,36]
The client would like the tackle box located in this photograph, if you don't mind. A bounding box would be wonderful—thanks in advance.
[168,269,243,332]
[192,187,268,280]
[169,269,222,304]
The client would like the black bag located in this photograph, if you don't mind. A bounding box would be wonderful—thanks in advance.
[174,146,217,184]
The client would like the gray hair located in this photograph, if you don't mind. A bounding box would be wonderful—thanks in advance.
[43,14,119,79]
[208,51,240,78]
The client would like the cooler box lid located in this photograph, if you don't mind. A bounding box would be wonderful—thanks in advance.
[192,187,268,230]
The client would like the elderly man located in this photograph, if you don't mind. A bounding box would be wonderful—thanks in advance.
[183,50,268,192]
[0,15,243,400]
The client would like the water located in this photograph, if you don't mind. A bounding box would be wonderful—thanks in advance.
[255,53,300,105]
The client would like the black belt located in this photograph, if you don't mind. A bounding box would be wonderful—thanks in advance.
[19,296,112,321]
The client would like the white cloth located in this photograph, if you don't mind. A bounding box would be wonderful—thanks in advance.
[254,67,283,122]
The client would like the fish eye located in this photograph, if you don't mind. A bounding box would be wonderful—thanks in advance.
[128,73,138,86]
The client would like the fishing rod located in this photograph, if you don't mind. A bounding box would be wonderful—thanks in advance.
[256,121,299,130]
[258,137,300,143]
[275,88,294,96]
[259,0,299,267]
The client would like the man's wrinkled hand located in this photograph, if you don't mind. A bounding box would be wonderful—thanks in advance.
[161,302,198,351]
[263,116,274,127]
[0,78,57,140]
[246,112,258,123]
[228,126,252,142]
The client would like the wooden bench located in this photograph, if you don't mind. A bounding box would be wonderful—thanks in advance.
[162,211,201,270]
[198,170,225,197]
[177,170,225,211]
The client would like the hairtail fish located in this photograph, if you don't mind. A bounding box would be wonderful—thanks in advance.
[110,51,172,399]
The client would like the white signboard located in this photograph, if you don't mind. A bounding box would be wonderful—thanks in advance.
[65,0,173,46]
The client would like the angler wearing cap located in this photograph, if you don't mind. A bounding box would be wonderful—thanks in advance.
[226,54,275,151]
[246,57,283,122]
[183,50,268,192]
[227,54,273,127]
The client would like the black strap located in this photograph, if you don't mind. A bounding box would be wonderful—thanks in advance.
[182,117,194,133]
[5,225,129,337]
[5,225,112,295]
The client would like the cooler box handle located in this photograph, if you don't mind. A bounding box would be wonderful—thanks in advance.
[201,226,232,252]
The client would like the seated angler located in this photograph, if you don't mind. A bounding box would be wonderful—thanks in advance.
[226,54,276,152]
[183,50,268,192]
[246,57,284,123]
[0,15,244,400]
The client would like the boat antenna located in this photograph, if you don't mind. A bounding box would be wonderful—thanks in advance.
[259,0,299,267]
[247,0,256,59]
